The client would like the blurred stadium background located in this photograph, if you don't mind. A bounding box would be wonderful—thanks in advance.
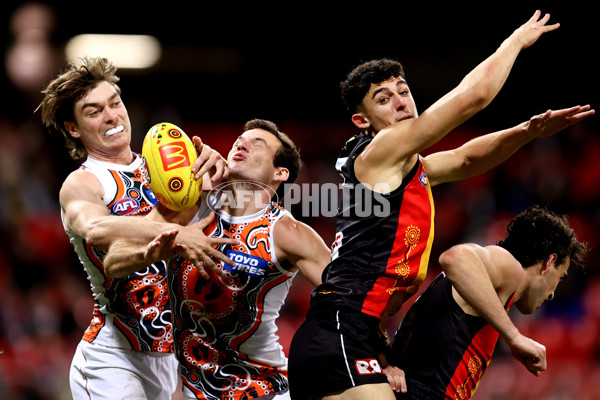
[0,2,598,399]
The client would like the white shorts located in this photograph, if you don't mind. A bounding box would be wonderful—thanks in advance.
[70,340,179,400]
[182,386,291,400]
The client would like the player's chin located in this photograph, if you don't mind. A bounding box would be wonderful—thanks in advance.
[228,169,252,181]
[516,303,536,315]
[528,306,539,315]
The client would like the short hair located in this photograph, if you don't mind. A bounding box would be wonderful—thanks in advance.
[498,205,588,269]
[243,118,302,203]
[37,57,121,160]
[340,58,406,114]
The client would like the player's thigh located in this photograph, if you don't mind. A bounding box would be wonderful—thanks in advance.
[322,383,396,400]
[71,342,146,400]
[71,361,146,400]
[70,341,176,400]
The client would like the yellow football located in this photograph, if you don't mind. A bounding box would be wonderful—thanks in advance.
[142,122,201,211]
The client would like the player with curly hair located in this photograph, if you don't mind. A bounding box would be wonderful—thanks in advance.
[391,205,588,399]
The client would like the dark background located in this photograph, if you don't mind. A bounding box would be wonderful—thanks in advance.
[0,2,598,399]
[2,2,598,125]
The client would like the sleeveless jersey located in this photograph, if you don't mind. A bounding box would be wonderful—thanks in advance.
[392,272,515,400]
[315,133,435,319]
[169,200,295,400]
[63,154,173,353]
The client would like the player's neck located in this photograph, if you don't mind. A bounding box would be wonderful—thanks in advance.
[222,182,272,217]
[87,148,134,165]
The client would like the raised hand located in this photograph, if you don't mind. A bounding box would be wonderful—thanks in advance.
[191,136,229,182]
[526,105,595,139]
[510,10,560,50]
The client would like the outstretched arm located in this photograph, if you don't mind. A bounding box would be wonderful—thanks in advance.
[439,244,547,376]
[104,212,238,279]
[423,105,595,186]
[63,135,230,251]
[105,228,187,276]
[273,215,331,286]
[60,170,193,250]
[361,11,560,170]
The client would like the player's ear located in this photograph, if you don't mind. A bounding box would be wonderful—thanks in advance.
[541,253,558,275]
[64,121,80,138]
[273,167,289,184]
[351,113,370,129]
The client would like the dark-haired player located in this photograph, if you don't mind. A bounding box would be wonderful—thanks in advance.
[288,10,594,400]
[104,119,331,400]
[392,205,588,399]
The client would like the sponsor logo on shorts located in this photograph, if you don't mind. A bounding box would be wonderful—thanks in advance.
[355,359,382,375]
[224,250,268,277]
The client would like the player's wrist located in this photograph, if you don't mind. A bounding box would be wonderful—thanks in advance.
[501,326,522,346]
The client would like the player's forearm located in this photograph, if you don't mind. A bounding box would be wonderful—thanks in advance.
[415,34,525,152]
[85,215,177,250]
[456,37,522,112]
[104,240,154,278]
[452,121,530,180]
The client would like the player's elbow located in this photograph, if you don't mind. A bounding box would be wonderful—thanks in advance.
[451,152,476,181]
[103,257,128,279]
[83,218,109,249]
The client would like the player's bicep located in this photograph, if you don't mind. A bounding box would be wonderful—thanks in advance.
[361,90,479,172]
[421,149,467,187]
[60,172,108,236]
[294,240,330,286]
[274,217,330,286]
[357,122,418,172]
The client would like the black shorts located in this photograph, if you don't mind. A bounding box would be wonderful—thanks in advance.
[288,305,389,400]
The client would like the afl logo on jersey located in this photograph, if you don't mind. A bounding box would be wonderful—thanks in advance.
[419,172,428,187]
[224,250,269,278]
[111,198,140,215]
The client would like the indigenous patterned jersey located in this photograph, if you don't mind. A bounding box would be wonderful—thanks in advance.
[315,134,435,319]
[170,201,295,400]
[63,154,173,353]
[392,272,515,400]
